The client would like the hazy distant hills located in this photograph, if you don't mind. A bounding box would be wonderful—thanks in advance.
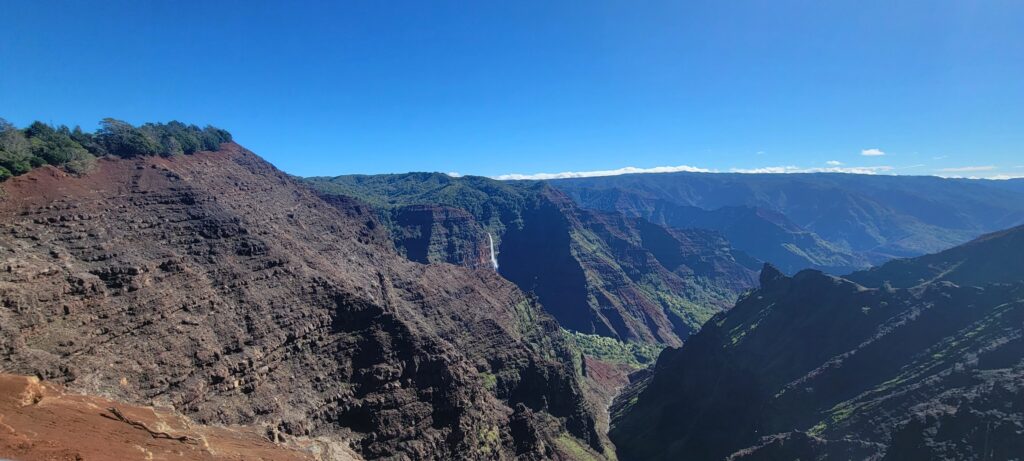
[974,177,1024,193]
[610,225,1024,460]
[549,186,865,274]
[849,224,1024,289]
[307,173,760,347]
[553,172,1024,274]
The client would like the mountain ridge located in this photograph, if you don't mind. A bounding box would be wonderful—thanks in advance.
[610,226,1024,460]
[0,144,608,460]
[552,171,1024,273]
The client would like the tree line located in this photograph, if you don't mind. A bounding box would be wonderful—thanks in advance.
[0,118,232,181]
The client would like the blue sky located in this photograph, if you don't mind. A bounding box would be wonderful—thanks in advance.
[2,1,1022,179]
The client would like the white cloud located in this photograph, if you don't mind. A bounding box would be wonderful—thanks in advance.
[730,165,895,175]
[445,171,462,177]
[729,166,801,174]
[861,148,886,157]
[932,166,1023,180]
[492,161,920,180]
[935,165,996,173]
[492,164,712,180]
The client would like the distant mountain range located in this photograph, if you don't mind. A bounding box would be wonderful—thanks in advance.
[552,172,1024,274]
[306,173,759,347]
[610,224,1024,460]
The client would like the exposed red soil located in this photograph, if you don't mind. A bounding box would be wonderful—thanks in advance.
[0,373,354,461]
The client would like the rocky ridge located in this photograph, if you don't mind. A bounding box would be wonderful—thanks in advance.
[610,226,1024,460]
[0,144,607,460]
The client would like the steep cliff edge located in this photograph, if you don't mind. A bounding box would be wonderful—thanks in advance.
[0,144,606,460]
[391,204,491,268]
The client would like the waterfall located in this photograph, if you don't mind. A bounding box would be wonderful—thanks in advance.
[487,233,499,271]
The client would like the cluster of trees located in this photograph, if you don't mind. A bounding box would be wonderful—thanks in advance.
[0,118,232,181]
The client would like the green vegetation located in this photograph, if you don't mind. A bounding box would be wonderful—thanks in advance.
[479,370,498,391]
[553,432,605,461]
[0,118,232,181]
[563,329,663,368]
[475,425,502,456]
[304,172,545,237]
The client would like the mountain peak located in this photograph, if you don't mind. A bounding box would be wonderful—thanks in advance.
[759,262,788,289]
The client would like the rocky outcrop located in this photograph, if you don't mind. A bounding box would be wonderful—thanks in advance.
[391,204,491,268]
[0,145,606,460]
[611,226,1024,460]
[0,373,354,461]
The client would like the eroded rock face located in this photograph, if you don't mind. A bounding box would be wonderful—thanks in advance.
[391,204,491,268]
[500,189,760,346]
[0,145,605,460]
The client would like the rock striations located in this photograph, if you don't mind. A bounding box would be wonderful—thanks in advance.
[0,144,607,460]
[390,204,492,268]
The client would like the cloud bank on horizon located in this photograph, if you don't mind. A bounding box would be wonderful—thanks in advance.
[491,163,900,180]
[728,165,895,175]
[492,164,711,180]
[489,163,1024,181]
[937,165,996,173]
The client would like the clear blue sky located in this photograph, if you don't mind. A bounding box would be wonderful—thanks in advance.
[2,1,1022,178]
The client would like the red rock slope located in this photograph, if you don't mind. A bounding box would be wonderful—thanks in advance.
[0,373,359,461]
[0,144,605,460]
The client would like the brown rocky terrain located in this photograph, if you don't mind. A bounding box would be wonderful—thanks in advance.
[0,373,355,461]
[0,144,607,460]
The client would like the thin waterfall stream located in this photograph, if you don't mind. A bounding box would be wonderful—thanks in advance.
[488,232,499,270]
